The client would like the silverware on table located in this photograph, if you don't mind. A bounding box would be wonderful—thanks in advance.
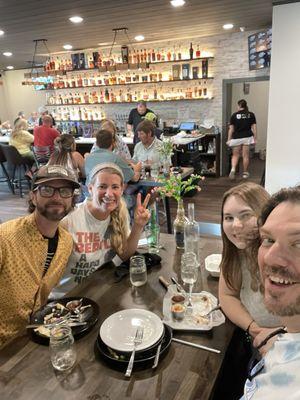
[171,276,187,296]
[152,342,162,369]
[202,304,222,317]
[125,327,144,378]
[172,338,221,354]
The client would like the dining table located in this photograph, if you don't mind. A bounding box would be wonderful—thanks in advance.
[0,232,234,400]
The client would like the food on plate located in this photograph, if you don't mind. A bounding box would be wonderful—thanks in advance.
[171,303,186,321]
[171,294,185,304]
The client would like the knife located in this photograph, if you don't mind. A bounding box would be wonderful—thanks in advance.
[171,276,187,296]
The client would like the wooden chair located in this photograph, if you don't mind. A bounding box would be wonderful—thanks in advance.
[0,145,15,194]
[0,144,31,197]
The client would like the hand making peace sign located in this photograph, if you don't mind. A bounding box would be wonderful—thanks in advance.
[134,193,151,227]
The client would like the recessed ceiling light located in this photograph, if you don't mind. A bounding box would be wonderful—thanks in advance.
[170,0,185,7]
[0,30,4,36]
[7,66,14,70]
[223,23,234,30]
[240,26,245,32]
[69,16,83,23]
[135,35,145,42]
[3,52,12,57]
[63,44,73,50]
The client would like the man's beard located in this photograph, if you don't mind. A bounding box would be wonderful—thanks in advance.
[263,265,300,317]
[36,201,72,221]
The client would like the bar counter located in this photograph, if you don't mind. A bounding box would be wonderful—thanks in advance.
[0,233,234,400]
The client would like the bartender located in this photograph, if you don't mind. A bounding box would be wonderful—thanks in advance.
[127,100,157,145]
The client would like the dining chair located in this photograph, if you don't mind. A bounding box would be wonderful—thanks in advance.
[0,144,31,197]
[32,145,51,167]
[0,145,15,194]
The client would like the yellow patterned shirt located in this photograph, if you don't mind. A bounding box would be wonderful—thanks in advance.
[0,213,73,348]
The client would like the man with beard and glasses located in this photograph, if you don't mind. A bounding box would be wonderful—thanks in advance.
[242,187,300,400]
[0,165,80,349]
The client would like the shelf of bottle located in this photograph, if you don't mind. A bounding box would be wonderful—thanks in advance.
[25,57,214,78]
[42,77,214,91]
[45,97,214,107]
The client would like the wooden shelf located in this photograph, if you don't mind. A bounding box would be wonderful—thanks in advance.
[45,97,214,107]
[42,77,214,91]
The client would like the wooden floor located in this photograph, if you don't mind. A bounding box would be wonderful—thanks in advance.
[0,158,265,227]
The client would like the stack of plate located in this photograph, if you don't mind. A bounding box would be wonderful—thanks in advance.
[95,309,172,370]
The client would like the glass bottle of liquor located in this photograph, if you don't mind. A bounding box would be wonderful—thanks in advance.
[167,50,172,61]
[174,199,189,249]
[189,43,194,60]
[184,203,199,263]
[151,49,156,62]
[177,47,182,60]
[104,88,110,102]
[196,45,201,58]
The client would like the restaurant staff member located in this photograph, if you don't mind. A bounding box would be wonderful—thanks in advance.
[0,165,79,349]
[227,99,257,180]
[127,100,157,145]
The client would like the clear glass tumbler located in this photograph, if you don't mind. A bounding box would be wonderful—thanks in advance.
[130,255,147,287]
[50,325,77,371]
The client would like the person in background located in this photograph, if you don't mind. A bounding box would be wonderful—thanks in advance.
[91,119,131,160]
[13,111,25,126]
[48,134,85,180]
[27,111,39,127]
[51,163,150,298]
[227,99,257,180]
[127,100,157,145]
[0,165,79,348]
[85,129,141,184]
[38,106,56,127]
[9,118,34,162]
[34,115,60,152]
[217,182,281,399]
[242,186,300,399]
[132,120,162,165]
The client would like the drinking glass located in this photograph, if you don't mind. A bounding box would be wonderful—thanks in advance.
[130,255,147,287]
[50,325,77,371]
[144,224,160,254]
[150,163,160,179]
[181,252,198,311]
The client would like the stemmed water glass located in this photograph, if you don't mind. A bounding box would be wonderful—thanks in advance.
[180,252,198,312]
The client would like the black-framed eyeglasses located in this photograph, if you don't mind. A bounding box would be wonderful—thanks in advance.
[34,185,74,198]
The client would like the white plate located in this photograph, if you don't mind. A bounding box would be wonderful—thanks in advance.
[99,309,164,352]
[163,285,225,331]
[205,254,222,277]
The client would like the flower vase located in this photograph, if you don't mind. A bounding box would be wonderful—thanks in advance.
[162,156,172,177]
[173,198,189,249]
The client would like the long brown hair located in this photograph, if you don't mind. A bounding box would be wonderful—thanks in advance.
[220,182,270,291]
[90,166,129,255]
[49,134,76,170]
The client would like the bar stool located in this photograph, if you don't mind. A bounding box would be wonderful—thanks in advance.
[0,144,31,197]
[0,145,15,194]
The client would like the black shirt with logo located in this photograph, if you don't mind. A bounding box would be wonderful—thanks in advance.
[230,111,256,139]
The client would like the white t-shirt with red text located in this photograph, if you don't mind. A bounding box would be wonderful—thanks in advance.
[51,200,116,298]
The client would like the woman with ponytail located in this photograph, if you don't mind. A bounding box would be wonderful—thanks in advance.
[51,163,150,297]
[227,99,257,180]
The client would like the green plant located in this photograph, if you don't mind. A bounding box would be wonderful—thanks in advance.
[158,137,175,159]
[158,173,204,202]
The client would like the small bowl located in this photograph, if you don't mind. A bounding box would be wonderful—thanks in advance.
[171,294,185,305]
[205,254,222,277]
[171,303,186,321]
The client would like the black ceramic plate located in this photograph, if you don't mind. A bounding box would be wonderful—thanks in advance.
[28,296,99,345]
[94,324,172,371]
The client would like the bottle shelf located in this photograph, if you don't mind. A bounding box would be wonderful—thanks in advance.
[46,97,214,107]
[42,77,214,91]
[148,56,214,66]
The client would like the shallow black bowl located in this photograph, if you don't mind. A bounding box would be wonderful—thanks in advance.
[28,296,99,345]
[94,323,172,371]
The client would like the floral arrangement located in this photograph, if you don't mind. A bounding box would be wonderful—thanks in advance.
[157,172,204,202]
[158,137,176,159]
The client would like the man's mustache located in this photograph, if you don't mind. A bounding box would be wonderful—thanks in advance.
[265,265,299,281]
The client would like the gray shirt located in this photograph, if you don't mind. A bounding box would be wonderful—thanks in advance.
[132,137,162,164]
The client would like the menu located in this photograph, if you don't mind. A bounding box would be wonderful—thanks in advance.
[248,28,272,70]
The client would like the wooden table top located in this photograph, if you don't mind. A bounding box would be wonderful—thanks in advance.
[0,234,234,400]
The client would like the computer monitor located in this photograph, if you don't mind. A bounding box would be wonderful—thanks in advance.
[179,121,196,131]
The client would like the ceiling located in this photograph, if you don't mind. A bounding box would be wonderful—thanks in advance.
[0,0,274,70]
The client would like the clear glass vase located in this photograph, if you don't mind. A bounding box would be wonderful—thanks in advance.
[173,199,189,249]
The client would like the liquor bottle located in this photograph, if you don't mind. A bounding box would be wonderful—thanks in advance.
[143,49,147,62]
[167,50,171,61]
[174,199,189,249]
[157,49,161,61]
[147,205,160,254]
[172,47,176,61]
[147,49,151,63]
[177,47,182,60]
[151,49,156,62]
[189,43,194,60]
[77,75,83,87]
[196,45,201,58]
[104,88,110,102]
[202,59,208,78]
[184,203,199,263]
[84,92,89,103]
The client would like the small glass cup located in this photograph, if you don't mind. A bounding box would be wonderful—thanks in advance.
[130,255,147,287]
[50,325,77,371]
[150,163,160,179]
[144,224,160,254]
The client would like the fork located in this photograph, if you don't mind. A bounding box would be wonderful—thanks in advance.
[125,327,144,378]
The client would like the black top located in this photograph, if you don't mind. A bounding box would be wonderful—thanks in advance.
[42,230,59,276]
[230,110,256,139]
[127,107,156,144]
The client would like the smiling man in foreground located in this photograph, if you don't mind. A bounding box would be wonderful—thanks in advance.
[242,187,300,399]
[0,165,79,348]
